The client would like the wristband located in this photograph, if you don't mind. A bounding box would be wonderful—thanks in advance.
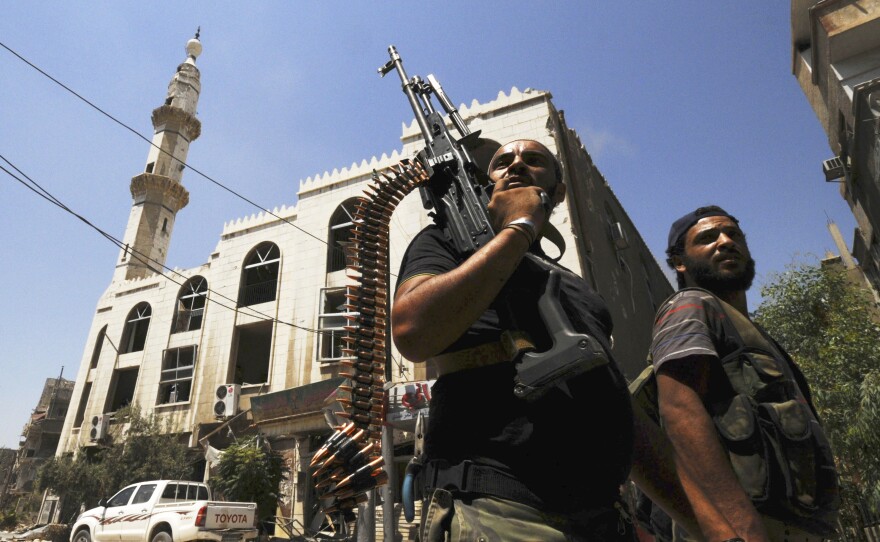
[506,218,537,244]
[504,224,533,246]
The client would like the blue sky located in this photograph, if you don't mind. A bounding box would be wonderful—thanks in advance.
[0,2,856,449]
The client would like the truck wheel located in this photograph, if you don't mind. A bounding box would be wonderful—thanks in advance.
[151,531,172,542]
[72,530,91,542]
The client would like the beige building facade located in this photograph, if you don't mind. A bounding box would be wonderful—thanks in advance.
[792,0,880,293]
[57,35,672,538]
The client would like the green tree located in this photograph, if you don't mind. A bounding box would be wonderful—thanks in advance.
[37,405,196,523]
[210,435,284,529]
[754,260,880,534]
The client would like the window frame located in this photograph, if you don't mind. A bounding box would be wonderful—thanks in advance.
[317,287,356,362]
[120,303,152,354]
[172,276,208,333]
[238,242,281,307]
[157,345,197,405]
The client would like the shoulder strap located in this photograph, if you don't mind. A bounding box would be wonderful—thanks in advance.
[697,289,822,418]
[540,222,566,262]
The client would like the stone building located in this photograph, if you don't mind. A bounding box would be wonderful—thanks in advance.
[56,34,672,539]
[791,0,880,293]
[0,448,17,504]
[11,376,73,495]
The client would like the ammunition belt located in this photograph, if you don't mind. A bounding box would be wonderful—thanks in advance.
[310,159,431,514]
[422,460,544,510]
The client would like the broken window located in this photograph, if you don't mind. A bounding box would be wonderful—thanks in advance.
[327,199,360,273]
[157,345,196,404]
[172,276,207,333]
[120,303,151,354]
[232,321,272,385]
[107,367,139,413]
[317,287,354,362]
[238,242,280,307]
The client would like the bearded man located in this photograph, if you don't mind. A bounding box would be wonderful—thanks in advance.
[649,206,840,542]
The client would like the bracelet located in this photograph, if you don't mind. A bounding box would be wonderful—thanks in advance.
[504,224,534,246]
[506,218,537,244]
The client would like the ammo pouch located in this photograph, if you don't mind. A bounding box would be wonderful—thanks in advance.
[712,325,840,534]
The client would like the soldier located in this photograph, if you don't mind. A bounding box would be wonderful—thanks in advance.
[392,139,709,541]
[650,205,840,541]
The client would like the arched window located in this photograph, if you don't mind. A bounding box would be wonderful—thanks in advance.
[172,276,207,333]
[327,199,360,273]
[90,325,108,369]
[120,302,151,354]
[238,242,280,307]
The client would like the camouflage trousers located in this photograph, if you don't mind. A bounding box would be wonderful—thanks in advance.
[420,489,636,542]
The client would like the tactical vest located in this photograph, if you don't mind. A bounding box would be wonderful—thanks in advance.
[632,287,840,535]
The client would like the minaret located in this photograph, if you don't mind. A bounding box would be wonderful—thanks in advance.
[114,30,203,282]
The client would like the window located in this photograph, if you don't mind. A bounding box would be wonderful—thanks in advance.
[318,287,354,362]
[107,368,139,412]
[73,382,92,428]
[132,483,157,504]
[238,242,280,307]
[172,276,207,333]
[160,483,207,502]
[232,322,272,385]
[120,302,151,353]
[157,346,196,404]
[327,199,360,273]
[107,485,137,508]
[90,326,107,369]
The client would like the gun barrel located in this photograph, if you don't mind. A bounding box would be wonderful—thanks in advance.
[380,45,433,144]
[427,74,470,138]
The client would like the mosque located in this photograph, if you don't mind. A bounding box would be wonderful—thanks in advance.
[54,32,672,538]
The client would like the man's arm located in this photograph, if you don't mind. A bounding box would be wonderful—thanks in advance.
[630,401,736,542]
[392,179,549,362]
[658,357,770,542]
[391,226,530,362]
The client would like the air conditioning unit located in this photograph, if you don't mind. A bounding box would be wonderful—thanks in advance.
[89,414,109,441]
[823,156,846,182]
[610,222,629,250]
[214,384,240,418]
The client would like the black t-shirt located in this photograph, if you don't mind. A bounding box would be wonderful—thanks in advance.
[396,225,634,512]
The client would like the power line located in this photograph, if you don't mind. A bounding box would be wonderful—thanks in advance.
[0,39,336,251]
[0,39,407,354]
[0,154,333,336]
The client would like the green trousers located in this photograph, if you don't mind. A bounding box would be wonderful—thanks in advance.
[420,489,636,542]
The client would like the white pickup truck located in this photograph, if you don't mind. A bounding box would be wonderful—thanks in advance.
[70,480,258,542]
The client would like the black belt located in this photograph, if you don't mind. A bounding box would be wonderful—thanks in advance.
[422,460,544,510]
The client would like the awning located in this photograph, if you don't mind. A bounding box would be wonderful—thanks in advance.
[250,377,346,425]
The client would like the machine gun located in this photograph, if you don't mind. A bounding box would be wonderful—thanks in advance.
[379,45,609,402]
[378,45,495,255]
[380,46,611,523]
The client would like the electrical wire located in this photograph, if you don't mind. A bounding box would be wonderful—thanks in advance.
[0,39,408,362]
[0,154,333,336]
[0,39,337,253]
